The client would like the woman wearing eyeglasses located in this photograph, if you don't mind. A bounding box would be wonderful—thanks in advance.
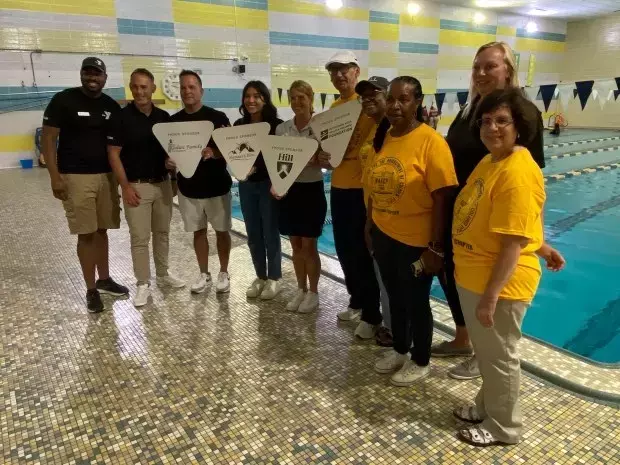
[432,41,565,381]
[451,88,551,447]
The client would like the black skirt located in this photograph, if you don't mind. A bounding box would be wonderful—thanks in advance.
[279,180,327,238]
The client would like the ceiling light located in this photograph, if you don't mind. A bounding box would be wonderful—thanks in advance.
[326,0,343,10]
[528,8,556,16]
[473,12,486,24]
[526,21,538,33]
[407,2,421,15]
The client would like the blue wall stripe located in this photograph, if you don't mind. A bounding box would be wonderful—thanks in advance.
[436,88,468,94]
[203,88,242,108]
[117,18,175,37]
[516,29,566,42]
[0,86,126,111]
[440,19,497,35]
[398,41,439,54]
[181,0,268,10]
[369,10,400,25]
[269,32,368,50]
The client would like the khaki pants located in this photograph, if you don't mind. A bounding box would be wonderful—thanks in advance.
[124,181,173,284]
[457,285,529,444]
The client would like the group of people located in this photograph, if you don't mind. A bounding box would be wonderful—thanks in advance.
[42,40,567,448]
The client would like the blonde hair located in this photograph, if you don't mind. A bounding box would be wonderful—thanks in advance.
[462,41,520,117]
[289,80,315,114]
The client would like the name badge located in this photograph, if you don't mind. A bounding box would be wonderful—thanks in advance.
[77,111,90,116]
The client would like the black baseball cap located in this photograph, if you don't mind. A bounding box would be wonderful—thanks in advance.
[355,76,389,94]
[81,57,106,73]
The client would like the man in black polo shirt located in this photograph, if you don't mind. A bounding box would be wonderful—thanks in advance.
[42,57,129,313]
[107,68,186,307]
[165,70,232,294]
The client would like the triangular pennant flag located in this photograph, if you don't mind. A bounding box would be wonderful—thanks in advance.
[334,94,340,101]
[575,80,595,110]
[539,84,557,112]
[456,91,469,107]
[444,92,457,107]
[573,89,578,98]
[422,94,434,108]
[153,121,214,179]
[309,99,363,168]
[616,77,620,90]
[277,88,283,102]
[615,90,620,101]
[524,86,539,103]
[557,84,575,107]
[262,135,319,196]
[435,93,446,112]
[286,89,290,104]
[320,93,327,110]
[212,122,270,180]
[593,79,616,111]
[593,90,607,111]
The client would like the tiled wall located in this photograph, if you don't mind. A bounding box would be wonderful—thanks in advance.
[0,0,568,168]
[558,12,620,128]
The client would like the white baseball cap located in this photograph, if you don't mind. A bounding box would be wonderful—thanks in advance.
[325,51,359,69]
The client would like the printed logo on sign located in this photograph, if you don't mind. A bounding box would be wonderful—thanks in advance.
[167,136,203,154]
[320,129,329,141]
[277,153,293,179]
[453,178,484,236]
[228,142,255,161]
[370,157,406,210]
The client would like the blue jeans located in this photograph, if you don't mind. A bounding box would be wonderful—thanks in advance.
[238,179,282,280]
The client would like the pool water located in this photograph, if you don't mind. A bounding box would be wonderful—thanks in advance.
[231,129,620,364]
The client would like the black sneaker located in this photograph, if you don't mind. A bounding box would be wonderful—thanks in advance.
[86,289,104,313]
[96,278,129,297]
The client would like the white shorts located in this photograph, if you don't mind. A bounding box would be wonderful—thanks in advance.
[177,191,232,233]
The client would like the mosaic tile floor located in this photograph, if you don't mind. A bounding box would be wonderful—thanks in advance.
[1,169,619,465]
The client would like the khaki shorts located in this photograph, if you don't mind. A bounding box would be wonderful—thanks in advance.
[61,173,121,235]
[177,191,232,233]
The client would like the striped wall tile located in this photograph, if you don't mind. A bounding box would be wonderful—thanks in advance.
[0,28,120,54]
[270,32,368,50]
[438,29,496,47]
[0,0,115,16]
[369,23,398,42]
[515,37,565,53]
[268,0,368,22]
[269,12,368,38]
[173,1,269,29]
[117,19,175,37]
[0,86,125,112]
[398,41,439,55]
[400,14,440,29]
[369,51,398,68]
[369,10,399,25]
[183,0,268,10]
[440,19,497,35]
[203,88,243,108]
[516,29,566,42]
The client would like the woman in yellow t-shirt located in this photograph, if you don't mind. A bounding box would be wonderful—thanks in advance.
[451,88,556,447]
[367,76,458,386]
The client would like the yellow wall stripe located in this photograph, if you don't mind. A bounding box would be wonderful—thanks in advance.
[369,51,398,68]
[369,23,399,42]
[0,1,115,17]
[437,54,474,70]
[439,30,496,47]
[398,68,439,80]
[0,28,119,53]
[515,37,565,53]
[272,65,366,94]
[400,14,440,29]
[175,38,270,63]
[0,135,35,152]
[497,25,517,36]
[268,0,368,21]
[173,1,268,30]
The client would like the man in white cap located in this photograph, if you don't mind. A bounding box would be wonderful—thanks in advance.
[319,51,381,339]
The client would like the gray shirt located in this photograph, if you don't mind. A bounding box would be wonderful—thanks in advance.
[275,118,323,183]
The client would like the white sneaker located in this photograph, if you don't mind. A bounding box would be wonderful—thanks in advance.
[157,273,186,289]
[374,350,409,374]
[286,289,306,312]
[216,272,230,293]
[298,291,319,313]
[354,321,378,339]
[448,356,481,380]
[190,272,212,294]
[259,279,281,300]
[133,284,151,307]
[246,278,266,298]
[337,307,361,322]
[391,360,430,386]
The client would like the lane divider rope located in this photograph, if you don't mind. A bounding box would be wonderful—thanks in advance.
[545,162,620,183]
[545,135,620,149]
[548,144,620,160]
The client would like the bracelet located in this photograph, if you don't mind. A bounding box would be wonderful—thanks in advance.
[428,241,444,258]
[429,247,444,258]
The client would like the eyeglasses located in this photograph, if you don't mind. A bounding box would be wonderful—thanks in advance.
[357,91,383,103]
[328,64,354,77]
[477,117,514,129]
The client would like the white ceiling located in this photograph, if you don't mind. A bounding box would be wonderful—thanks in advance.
[436,0,620,20]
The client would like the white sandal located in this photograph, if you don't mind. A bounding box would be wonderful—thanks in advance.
[458,425,509,447]
[453,405,483,423]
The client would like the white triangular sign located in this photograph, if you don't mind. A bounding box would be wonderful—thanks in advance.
[153,121,214,179]
[557,84,575,108]
[309,99,362,168]
[212,122,270,180]
[593,79,615,111]
[261,135,319,196]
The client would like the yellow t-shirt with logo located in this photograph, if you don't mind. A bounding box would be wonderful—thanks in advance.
[452,148,545,301]
[330,93,375,189]
[359,122,378,206]
[369,124,458,247]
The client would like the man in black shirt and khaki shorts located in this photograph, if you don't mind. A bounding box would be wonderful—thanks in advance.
[165,70,233,294]
[107,68,186,308]
[42,57,129,313]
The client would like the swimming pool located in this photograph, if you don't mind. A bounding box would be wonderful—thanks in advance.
[231,129,620,364]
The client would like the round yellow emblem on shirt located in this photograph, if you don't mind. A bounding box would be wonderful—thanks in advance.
[453,178,484,235]
[370,157,406,209]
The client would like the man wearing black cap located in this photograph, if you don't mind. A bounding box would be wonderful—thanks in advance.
[42,57,129,313]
